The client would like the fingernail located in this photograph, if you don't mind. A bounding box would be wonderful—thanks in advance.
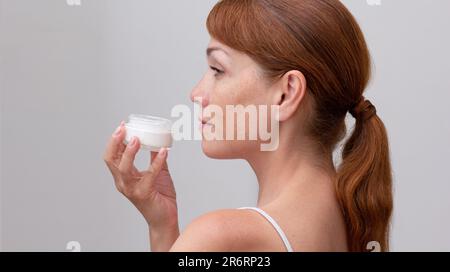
[159,148,167,157]
[113,125,122,136]
[129,137,137,147]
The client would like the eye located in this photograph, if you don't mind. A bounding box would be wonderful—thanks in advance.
[209,66,224,77]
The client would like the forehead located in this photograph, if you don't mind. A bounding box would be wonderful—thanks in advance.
[208,38,233,53]
[207,38,260,69]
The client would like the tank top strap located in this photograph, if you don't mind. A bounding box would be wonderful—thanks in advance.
[238,207,294,252]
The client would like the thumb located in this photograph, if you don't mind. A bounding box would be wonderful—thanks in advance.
[148,148,168,175]
[151,149,169,171]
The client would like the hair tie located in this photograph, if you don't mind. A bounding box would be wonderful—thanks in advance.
[349,97,377,121]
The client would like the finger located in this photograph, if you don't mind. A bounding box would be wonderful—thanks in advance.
[148,148,168,174]
[151,149,169,171]
[118,136,140,176]
[103,121,126,169]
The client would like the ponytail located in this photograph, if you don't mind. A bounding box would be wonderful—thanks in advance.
[336,97,393,252]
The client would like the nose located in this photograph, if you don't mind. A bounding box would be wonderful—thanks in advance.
[190,79,209,107]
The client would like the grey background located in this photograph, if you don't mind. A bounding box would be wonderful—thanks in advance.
[0,0,449,251]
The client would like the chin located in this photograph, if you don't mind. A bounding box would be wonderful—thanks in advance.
[202,140,233,159]
[201,140,259,159]
[201,140,241,159]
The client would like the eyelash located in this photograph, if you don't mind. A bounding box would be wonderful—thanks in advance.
[209,66,224,76]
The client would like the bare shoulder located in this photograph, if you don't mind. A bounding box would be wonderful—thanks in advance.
[169,208,272,252]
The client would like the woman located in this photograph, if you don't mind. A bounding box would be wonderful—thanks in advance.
[103,0,393,252]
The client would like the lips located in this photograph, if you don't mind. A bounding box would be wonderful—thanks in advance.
[199,117,212,126]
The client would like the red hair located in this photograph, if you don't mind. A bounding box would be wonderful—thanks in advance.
[207,0,393,252]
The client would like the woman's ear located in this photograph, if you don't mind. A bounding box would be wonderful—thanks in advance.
[274,70,307,122]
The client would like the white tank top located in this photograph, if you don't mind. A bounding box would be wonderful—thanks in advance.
[238,207,294,252]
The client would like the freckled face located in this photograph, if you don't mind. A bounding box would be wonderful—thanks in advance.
[190,38,273,159]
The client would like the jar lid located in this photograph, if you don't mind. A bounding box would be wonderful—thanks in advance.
[126,114,172,133]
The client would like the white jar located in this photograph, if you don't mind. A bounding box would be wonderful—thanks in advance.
[124,114,173,151]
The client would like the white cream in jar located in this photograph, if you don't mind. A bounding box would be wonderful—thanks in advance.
[124,114,173,151]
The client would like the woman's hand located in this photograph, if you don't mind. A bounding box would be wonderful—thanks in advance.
[103,122,178,232]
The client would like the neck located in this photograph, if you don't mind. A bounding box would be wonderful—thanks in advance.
[245,130,336,207]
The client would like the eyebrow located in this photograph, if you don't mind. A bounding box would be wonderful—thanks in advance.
[206,47,229,57]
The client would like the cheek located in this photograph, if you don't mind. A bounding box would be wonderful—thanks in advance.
[201,70,272,159]
[212,72,266,107]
